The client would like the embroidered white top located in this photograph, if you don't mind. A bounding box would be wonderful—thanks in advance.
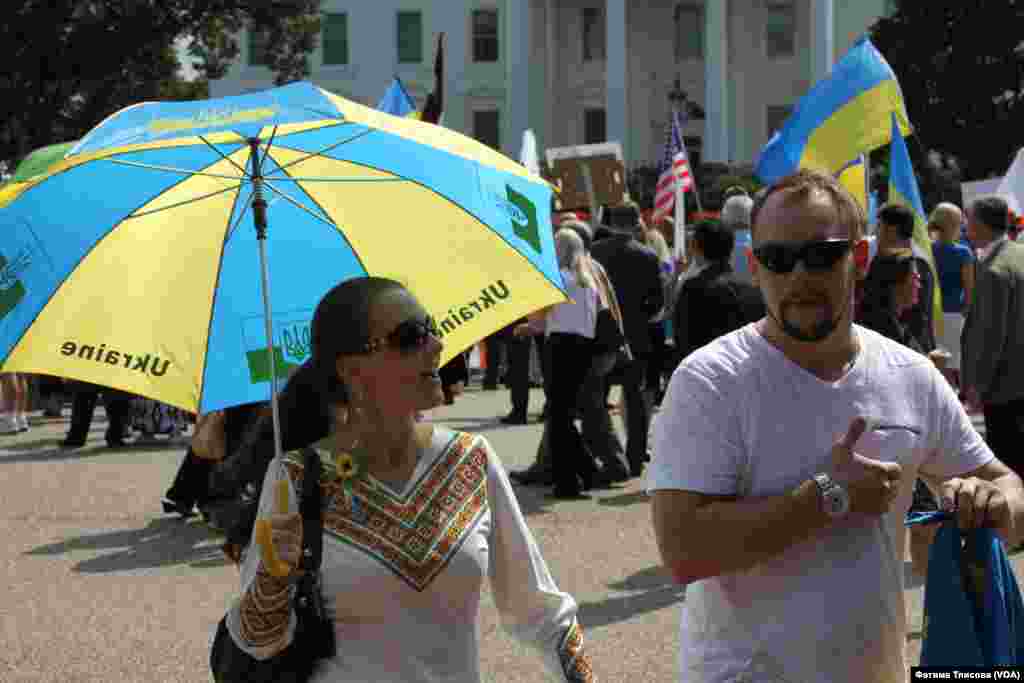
[226,428,593,682]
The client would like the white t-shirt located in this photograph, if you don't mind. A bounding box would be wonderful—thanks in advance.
[648,323,992,683]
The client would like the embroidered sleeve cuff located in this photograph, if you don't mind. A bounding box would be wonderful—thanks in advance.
[557,619,595,682]
[238,566,293,649]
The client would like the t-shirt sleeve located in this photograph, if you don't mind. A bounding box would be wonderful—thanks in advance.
[647,364,746,495]
[919,364,993,482]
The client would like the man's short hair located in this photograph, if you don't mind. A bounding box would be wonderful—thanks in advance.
[877,203,915,242]
[750,169,866,241]
[970,195,1010,234]
[721,194,754,231]
[692,219,735,263]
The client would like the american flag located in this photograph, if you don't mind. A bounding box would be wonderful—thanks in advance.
[652,110,693,222]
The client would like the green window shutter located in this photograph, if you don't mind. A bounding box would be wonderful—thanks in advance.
[323,12,349,65]
[397,11,423,64]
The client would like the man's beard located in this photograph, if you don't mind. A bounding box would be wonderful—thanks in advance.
[767,299,845,343]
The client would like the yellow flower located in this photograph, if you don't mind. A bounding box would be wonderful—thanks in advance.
[334,452,359,480]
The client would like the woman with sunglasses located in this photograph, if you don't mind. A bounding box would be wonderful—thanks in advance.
[856,249,925,354]
[222,276,594,682]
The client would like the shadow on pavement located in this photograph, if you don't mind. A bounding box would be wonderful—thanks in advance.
[597,490,649,507]
[0,439,184,464]
[578,566,685,630]
[24,516,230,574]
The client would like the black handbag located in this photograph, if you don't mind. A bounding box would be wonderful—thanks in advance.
[593,307,626,355]
[210,447,336,682]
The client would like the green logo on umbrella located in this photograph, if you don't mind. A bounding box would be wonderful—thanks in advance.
[0,251,29,320]
[503,185,540,254]
[244,319,311,384]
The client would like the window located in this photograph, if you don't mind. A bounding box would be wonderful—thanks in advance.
[582,7,606,62]
[397,11,423,63]
[674,3,704,61]
[248,25,270,66]
[766,105,792,135]
[472,9,499,62]
[584,108,606,144]
[322,12,348,65]
[765,1,795,58]
[473,110,501,150]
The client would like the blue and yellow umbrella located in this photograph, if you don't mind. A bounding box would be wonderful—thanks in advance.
[0,82,565,417]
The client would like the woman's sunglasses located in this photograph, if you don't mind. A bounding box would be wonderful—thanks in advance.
[752,238,853,274]
[361,315,439,355]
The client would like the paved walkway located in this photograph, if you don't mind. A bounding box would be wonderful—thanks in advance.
[0,385,1002,681]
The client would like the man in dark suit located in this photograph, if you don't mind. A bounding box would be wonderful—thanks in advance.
[876,203,937,352]
[673,219,766,360]
[961,196,1024,472]
[591,212,665,476]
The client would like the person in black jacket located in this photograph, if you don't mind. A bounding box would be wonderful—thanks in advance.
[876,203,937,352]
[590,217,665,476]
[672,219,766,361]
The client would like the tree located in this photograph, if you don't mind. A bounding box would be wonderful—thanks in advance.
[871,0,1024,182]
[1,1,320,169]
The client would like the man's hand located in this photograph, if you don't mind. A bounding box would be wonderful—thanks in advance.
[831,417,903,516]
[939,477,1014,541]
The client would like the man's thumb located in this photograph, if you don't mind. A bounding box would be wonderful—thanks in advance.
[833,417,867,465]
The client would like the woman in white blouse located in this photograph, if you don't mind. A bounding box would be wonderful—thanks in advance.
[528,229,603,499]
[225,276,594,682]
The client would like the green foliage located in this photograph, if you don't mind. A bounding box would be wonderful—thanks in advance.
[871,0,1024,182]
[1,1,320,169]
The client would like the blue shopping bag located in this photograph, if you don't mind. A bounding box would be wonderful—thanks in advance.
[907,511,1024,665]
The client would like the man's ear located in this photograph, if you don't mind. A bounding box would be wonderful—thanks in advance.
[853,238,870,279]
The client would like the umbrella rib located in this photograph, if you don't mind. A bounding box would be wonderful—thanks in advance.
[260,125,279,171]
[198,135,251,177]
[262,180,339,230]
[256,176,405,183]
[225,187,257,242]
[101,157,248,182]
[128,184,244,219]
[264,129,376,176]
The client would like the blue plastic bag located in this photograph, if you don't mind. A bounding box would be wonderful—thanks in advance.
[907,511,1024,665]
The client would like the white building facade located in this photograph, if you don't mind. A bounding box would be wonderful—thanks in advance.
[210,0,892,168]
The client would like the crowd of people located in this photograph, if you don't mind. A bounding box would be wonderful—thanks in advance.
[5,167,1024,681]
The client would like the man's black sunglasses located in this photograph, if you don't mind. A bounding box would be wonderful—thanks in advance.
[752,238,853,274]
[361,315,439,354]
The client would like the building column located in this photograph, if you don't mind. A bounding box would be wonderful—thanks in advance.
[505,0,531,159]
[810,0,835,83]
[440,4,468,134]
[606,0,628,162]
[703,0,729,163]
[544,0,558,151]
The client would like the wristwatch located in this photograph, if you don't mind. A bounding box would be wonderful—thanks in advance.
[813,473,850,519]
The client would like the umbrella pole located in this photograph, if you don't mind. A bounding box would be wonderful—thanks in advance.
[249,138,284,464]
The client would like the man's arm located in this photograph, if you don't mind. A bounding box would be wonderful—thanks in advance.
[651,484,828,584]
[651,418,901,583]
[962,270,1010,399]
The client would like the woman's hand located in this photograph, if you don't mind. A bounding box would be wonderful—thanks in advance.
[255,479,302,577]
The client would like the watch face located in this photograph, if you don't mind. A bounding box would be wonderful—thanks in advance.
[826,489,850,517]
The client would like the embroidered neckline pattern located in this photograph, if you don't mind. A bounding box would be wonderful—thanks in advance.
[283,432,489,592]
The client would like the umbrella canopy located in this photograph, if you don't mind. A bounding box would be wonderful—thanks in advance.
[0,141,79,205]
[0,82,565,414]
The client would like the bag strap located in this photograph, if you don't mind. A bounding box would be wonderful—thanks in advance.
[297,447,323,572]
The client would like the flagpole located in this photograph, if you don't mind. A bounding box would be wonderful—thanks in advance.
[675,179,686,262]
[862,153,871,232]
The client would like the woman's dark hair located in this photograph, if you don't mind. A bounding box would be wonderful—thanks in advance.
[877,204,915,242]
[209,277,408,499]
[692,219,735,263]
[859,250,915,317]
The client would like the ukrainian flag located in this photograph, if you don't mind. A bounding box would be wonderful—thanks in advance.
[887,112,943,339]
[377,77,420,119]
[756,36,910,184]
[836,156,868,213]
